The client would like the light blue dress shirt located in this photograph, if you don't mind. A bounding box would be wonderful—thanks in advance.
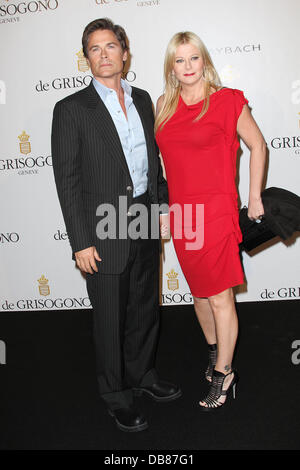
[93,78,148,198]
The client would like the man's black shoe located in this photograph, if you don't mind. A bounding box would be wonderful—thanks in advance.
[133,380,182,402]
[108,406,148,432]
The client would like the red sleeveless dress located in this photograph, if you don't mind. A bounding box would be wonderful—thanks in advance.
[156,88,248,297]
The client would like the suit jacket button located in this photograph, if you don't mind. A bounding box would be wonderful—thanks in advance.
[127,186,133,191]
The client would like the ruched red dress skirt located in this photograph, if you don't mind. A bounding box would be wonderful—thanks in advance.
[156,88,248,297]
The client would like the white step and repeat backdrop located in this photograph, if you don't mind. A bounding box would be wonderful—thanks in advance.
[0,0,299,312]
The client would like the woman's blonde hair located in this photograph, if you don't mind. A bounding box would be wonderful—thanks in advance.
[155,31,222,133]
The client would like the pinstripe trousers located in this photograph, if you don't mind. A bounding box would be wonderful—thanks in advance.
[86,192,160,410]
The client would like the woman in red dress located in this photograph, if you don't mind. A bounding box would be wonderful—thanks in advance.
[155,32,266,410]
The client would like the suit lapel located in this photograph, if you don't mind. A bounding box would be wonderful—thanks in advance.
[84,82,155,183]
[85,82,132,181]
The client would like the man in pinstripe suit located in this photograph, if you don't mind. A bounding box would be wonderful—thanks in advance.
[51,18,181,432]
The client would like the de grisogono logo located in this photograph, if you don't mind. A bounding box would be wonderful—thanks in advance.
[1,275,91,311]
[38,274,50,296]
[53,229,68,241]
[94,0,160,7]
[76,49,90,73]
[270,132,300,155]
[161,268,193,305]
[260,287,300,300]
[36,48,136,93]
[270,82,300,156]
[166,268,179,291]
[219,65,241,84]
[0,0,59,24]
[36,49,93,93]
[0,130,52,175]
[94,0,128,5]
[136,0,160,5]
[0,232,20,243]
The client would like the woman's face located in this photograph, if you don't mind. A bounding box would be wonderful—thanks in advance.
[172,42,204,86]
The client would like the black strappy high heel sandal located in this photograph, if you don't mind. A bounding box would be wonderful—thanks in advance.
[199,369,238,411]
[205,344,217,382]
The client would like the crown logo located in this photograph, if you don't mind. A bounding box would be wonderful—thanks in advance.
[18,130,31,155]
[76,49,89,73]
[38,275,50,296]
[220,64,240,83]
[166,269,179,291]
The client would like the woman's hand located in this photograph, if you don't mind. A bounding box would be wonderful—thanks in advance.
[247,196,264,221]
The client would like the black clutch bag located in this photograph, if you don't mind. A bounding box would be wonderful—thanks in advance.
[239,206,276,252]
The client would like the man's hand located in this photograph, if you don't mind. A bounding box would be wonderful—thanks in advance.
[75,246,102,274]
[160,213,170,239]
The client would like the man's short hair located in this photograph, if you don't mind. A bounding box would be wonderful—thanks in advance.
[82,18,128,58]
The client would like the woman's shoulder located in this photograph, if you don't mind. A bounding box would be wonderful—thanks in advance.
[215,87,247,100]
[213,88,248,111]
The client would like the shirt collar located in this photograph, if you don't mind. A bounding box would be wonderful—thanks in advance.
[92,77,132,103]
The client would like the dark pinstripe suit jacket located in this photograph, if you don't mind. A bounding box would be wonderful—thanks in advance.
[51,81,168,274]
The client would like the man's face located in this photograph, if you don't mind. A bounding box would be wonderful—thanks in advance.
[86,29,127,82]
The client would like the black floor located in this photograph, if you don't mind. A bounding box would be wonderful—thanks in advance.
[0,300,299,450]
